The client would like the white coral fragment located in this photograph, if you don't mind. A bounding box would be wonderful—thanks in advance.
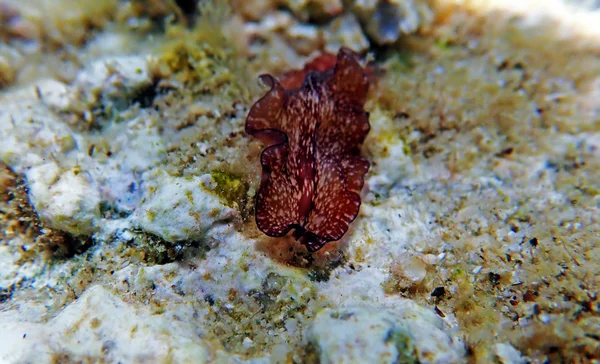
[352,0,431,44]
[134,170,238,242]
[0,286,213,363]
[310,303,466,363]
[27,162,101,235]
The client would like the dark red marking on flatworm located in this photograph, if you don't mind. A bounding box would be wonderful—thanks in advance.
[246,48,370,252]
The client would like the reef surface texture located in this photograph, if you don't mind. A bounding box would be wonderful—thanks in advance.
[0,0,599,363]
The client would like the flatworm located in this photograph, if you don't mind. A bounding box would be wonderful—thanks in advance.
[246,48,370,252]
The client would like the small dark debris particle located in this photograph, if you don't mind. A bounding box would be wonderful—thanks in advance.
[131,82,159,109]
[523,290,538,302]
[509,299,518,306]
[308,268,331,282]
[529,237,539,247]
[88,144,95,156]
[127,182,136,193]
[434,306,445,318]
[22,334,26,339]
[204,294,215,306]
[395,112,410,119]
[506,254,512,262]
[101,340,116,354]
[431,286,446,298]
[510,224,519,233]
[544,160,558,171]
[497,60,509,71]
[339,312,354,320]
[488,272,501,286]
[499,147,514,157]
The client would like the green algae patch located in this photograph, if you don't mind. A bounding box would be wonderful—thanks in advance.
[159,38,235,94]
[207,170,251,219]
[386,329,419,364]
[121,229,209,265]
[154,2,255,103]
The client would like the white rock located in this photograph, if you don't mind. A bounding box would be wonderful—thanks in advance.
[26,162,101,235]
[495,343,527,364]
[0,285,213,363]
[0,242,44,289]
[75,55,152,101]
[365,108,414,192]
[281,0,343,19]
[324,13,370,53]
[0,97,76,171]
[318,267,389,306]
[346,193,440,267]
[351,0,431,44]
[396,253,428,284]
[34,78,74,110]
[243,337,254,349]
[133,170,238,242]
[309,303,465,363]
[285,23,323,55]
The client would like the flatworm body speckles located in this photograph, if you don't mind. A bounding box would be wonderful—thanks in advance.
[246,48,370,252]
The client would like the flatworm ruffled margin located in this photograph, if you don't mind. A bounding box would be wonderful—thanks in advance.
[246,48,370,252]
